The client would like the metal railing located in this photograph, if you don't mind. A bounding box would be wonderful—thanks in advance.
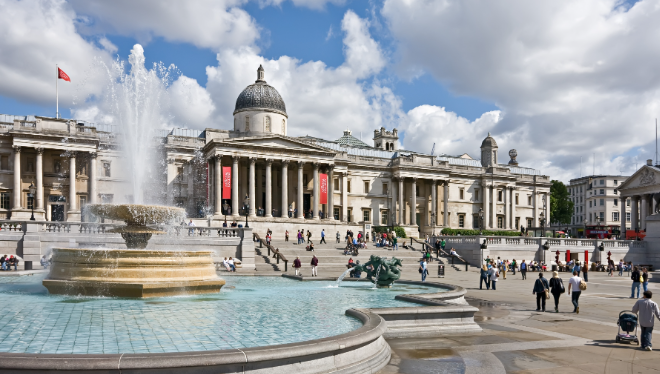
[411,237,470,271]
[253,232,288,271]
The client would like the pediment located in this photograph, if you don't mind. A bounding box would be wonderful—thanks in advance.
[219,135,335,154]
[618,165,660,192]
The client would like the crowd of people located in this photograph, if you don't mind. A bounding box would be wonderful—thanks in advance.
[0,255,19,271]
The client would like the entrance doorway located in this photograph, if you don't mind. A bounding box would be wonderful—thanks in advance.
[303,194,311,217]
[51,205,64,221]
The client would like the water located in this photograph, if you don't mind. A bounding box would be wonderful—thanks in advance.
[0,275,444,354]
[335,268,354,286]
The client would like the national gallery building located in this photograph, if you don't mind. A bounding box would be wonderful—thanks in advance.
[0,66,551,237]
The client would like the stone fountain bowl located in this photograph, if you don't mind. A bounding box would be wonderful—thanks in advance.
[87,204,186,226]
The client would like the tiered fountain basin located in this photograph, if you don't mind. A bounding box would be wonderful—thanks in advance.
[42,248,225,297]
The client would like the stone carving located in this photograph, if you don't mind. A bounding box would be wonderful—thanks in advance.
[640,168,656,186]
[508,149,518,165]
[353,255,403,287]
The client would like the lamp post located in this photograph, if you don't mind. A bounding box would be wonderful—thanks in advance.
[243,194,250,228]
[478,208,484,235]
[542,240,550,265]
[540,211,546,238]
[584,219,588,239]
[222,201,229,224]
[28,182,36,221]
[480,239,488,264]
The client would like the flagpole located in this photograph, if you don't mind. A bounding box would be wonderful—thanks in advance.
[56,64,59,119]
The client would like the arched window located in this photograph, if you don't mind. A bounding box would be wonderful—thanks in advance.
[265,116,271,132]
[282,119,286,134]
[245,116,250,132]
[385,143,390,151]
[390,142,394,150]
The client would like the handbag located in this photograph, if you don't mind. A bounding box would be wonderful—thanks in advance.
[545,289,550,299]
[579,279,587,291]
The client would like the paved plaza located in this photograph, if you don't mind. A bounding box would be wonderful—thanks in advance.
[381,268,660,374]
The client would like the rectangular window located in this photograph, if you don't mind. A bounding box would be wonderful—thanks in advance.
[334,178,339,191]
[589,200,592,207]
[600,212,605,221]
[0,156,7,170]
[515,194,519,205]
[528,195,532,205]
[613,212,619,222]
[515,217,520,229]
[614,190,618,195]
[381,210,388,225]
[26,158,34,173]
[614,199,618,206]
[382,183,388,195]
[347,180,351,193]
[600,189,604,195]
[333,207,340,220]
[364,181,370,194]
[527,218,533,227]
[498,190,503,202]
[347,208,352,222]
[303,174,308,186]
[459,188,464,200]
[474,189,479,201]
[497,216,503,229]
[627,212,631,222]
[600,199,604,206]
[79,196,87,209]
[600,180,604,185]
[177,167,184,182]
[0,193,9,209]
[103,162,111,177]
[627,198,630,206]
[614,180,618,185]
[363,209,370,222]
[458,214,465,228]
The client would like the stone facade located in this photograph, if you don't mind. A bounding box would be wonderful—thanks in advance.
[568,174,629,238]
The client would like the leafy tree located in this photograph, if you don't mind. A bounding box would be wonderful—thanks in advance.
[550,180,574,224]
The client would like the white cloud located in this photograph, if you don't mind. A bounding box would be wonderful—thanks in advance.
[259,0,346,11]
[382,0,660,181]
[205,10,398,139]
[0,0,114,108]
[70,0,260,50]
[169,76,215,127]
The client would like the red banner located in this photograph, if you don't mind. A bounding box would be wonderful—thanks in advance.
[222,166,231,199]
[320,173,328,204]
[58,67,70,82]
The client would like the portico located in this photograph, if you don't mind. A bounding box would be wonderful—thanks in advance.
[617,160,660,235]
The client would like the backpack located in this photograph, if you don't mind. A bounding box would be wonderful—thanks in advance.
[521,263,526,270]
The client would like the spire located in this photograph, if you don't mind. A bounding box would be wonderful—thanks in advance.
[256,65,265,82]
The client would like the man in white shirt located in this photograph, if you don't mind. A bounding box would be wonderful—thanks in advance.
[633,291,660,350]
[488,266,499,290]
[567,271,583,314]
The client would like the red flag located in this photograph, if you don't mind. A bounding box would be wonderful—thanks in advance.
[320,173,328,204]
[58,67,70,82]
[222,167,231,199]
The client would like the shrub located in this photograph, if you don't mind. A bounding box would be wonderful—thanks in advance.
[372,226,407,238]
[440,228,521,236]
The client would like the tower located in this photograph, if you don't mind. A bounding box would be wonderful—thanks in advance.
[480,132,498,167]
[373,127,399,151]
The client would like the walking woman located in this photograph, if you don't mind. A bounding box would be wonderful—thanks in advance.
[549,271,565,313]
[480,265,490,290]
[533,272,549,312]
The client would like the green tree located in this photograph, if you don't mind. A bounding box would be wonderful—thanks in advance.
[550,180,574,224]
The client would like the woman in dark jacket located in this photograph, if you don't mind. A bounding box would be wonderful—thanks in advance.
[532,272,549,312]
[480,265,490,290]
[548,271,565,313]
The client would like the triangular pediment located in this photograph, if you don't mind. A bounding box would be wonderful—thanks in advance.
[617,165,660,192]
[218,134,336,154]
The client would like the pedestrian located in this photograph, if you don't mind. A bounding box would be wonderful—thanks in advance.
[502,260,507,280]
[392,236,398,250]
[310,255,318,277]
[320,229,326,244]
[632,291,660,351]
[336,231,341,243]
[512,259,517,275]
[642,267,650,292]
[285,230,289,242]
[307,230,312,244]
[618,260,624,276]
[420,258,428,282]
[187,219,196,236]
[549,271,565,313]
[568,270,583,314]
[582,262,589,282]
[40,255,49,270]
[574,261,581,277]
[608,260,614,277]
[441,239,446,252]
[480,265,490,290]
[631,266,642,299]
[227,257,236,272]
[294,256,302,276]
[488,264,499,290]
[520,260,527,280]
[533,272,550,312]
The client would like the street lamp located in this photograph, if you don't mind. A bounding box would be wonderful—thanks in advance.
[243,194,250,228]
[28,182,36,221]
[542,240,550,265]
[540,211,546,238]
[222,201,229,224]
[583,219,588,239]
[478,208,484,235]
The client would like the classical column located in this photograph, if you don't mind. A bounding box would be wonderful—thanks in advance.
[281,160,289,218]
[12,146,20,210]
[620,196,627,236]
[491,186,496,229]
[443,181,449,226]
[249,157,256,217]
[214,156,222,215]
[69,153,77,212]
[410,178,417,226]
[510,187,516,230]
[312,162,319,220]
[342,172,348,222]
[482,181,489,229]
[327,165,334,220]
[391,177,398,225]
[36,148,45,210]
[641,194,648,231]
[631,196,639,230]
[502,186,508,229]
[431,180,437,229]
[297,161,304,219]
[533,188,538,227]
[166,159,175,206]
[265,159,273,218]
[231,156,239,217]
[399,178,405,225]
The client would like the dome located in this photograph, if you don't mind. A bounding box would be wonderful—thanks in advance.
[480,132,498,148]
[233,65,287,116]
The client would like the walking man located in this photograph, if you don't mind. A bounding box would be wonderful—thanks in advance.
[568,270,583,314]
[336,231,341,243]
[294,256,302,276]
[512,259,517,275]
[420,258,428,282]
[631,266,642,299]
[533,272,549,312]
[582,262,589,282]
[392,236,398,250]
[307,230,312,244]
[310,255,318,277]
[520,260,527,280]
[632,291,660,351]
[320,229,326,244]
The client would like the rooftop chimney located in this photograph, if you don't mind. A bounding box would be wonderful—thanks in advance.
[648,159,653,166]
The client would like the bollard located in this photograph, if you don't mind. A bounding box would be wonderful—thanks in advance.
[438,264,445,278]
[465,261,469,272]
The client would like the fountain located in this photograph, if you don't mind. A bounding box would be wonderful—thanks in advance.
[352,255,403,288]
[42,204,225,297]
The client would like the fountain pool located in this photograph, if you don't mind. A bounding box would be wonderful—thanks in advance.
[0,275,445,355]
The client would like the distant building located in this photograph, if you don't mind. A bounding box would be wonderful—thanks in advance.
[568,174,629,238]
